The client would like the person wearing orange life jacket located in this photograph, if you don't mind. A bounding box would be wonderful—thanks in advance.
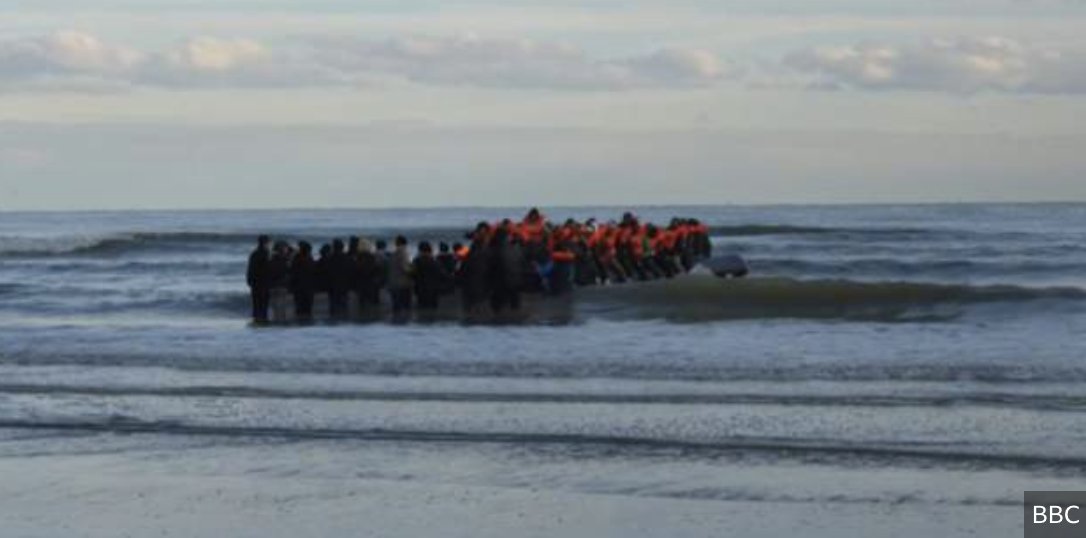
[649,225,679,278]
[675,218,696,271]
[521,207,547,245]
[615,221,638,280]
[548,241,576,295]
[597,225,627,283]
[454,242,470,262]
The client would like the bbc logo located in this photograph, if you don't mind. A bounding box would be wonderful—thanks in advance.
[1025,492,1086,538]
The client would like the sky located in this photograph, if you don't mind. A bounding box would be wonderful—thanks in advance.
[2,0,1086,210]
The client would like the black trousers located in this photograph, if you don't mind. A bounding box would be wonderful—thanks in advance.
[390,288,412,313]
[294,292,314,320]
[250,287,270,322]
[490,287,521,312]
[417,291,440,310]
[329,291,349,318]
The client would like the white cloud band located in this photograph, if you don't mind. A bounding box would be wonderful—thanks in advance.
[784,36,1086,94]
[0,31,729,91]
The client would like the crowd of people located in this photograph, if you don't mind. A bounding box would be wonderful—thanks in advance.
[245,209,712,323]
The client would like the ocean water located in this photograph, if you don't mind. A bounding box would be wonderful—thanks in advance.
[0,203,1085,528]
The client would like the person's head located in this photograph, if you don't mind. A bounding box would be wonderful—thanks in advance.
[349,236,360,251]
[438,242,450,254]
[273,240,289,255]
[452,242,463,252]
[526,207,540,221]
[490,227,508,247]
[358,238,374,254]
[332,238,344,253]
[298,241,312,256]
[257,235,270,249]
[395,235,408,248]
[375,239,387,251]
[418,241,432,255]
[319,244,331,257]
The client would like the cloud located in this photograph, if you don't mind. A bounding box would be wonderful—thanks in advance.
[784,36,1086,94]
[301,34,729,90]
[0,31,142,80]
[0,30,728,91]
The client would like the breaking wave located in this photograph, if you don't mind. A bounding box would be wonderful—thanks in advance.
[580,276,1086,322]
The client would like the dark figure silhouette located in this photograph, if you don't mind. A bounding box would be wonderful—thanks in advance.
[413,241,452,311]
[328,239,352,319]
[488,229,523,313]
[246,235,271,322]
[290,241,317,321]
[356,240,381,310]
[458,236,491,317]
[436,242,458,293]
[315,244,332,295]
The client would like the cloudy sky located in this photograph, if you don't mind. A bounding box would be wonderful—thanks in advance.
[2,0,1086,209]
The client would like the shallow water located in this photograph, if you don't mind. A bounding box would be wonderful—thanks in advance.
[0,203,1084,516]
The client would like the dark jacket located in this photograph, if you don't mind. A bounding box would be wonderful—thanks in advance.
[413,255,453,297]
[357,252,380,296]
[290,253,317,296]
[267,253,290,290]
[314,254,332,293]
[436,253,457,279]
[329,252,354,295]
[489,242,524,291]
[247,247,269,289]
[457,242,490,303]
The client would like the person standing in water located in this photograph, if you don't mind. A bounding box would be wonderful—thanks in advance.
[290,241,317,322]
[386,235,414,320]
[267,241,293,322]
[436,242,458,291]
[355,239,381,315]
[246,235,271,323]
[412,241,452,314]
[328,238,351,319]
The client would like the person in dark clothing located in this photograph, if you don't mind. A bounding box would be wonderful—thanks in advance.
[413,241,452,312]
[290,241,317,322]
[315,243,332,293]
[488,229,523,314]
[457,236,491,318]
[328,238,352,319]
[436,242,458,291]
[355,239,381,313]
[246,235,271,323]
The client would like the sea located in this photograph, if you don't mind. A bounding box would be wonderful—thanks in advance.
[0,203,1084,535]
